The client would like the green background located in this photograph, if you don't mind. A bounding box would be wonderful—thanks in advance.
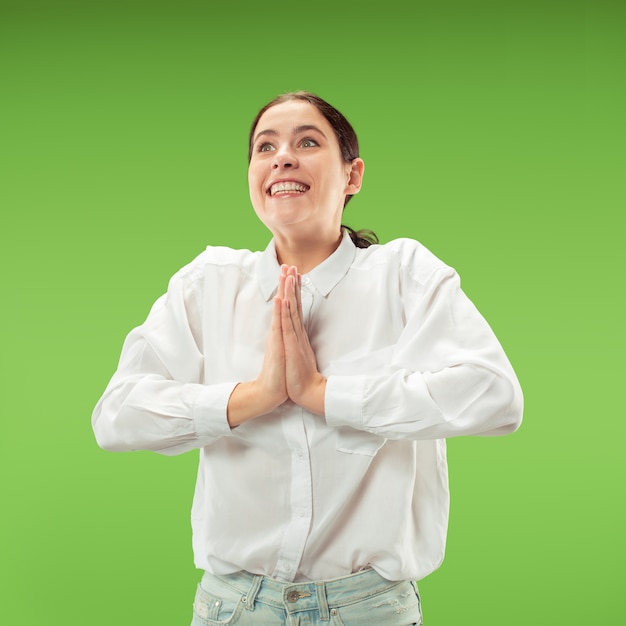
[2,0,624,623]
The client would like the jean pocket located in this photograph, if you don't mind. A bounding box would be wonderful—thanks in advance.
[191,582,245,625]
[332,580,423,626]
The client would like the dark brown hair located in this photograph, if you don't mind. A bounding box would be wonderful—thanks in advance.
[248,91,379,248]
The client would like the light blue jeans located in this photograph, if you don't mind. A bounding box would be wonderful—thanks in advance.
[191,568,423,625]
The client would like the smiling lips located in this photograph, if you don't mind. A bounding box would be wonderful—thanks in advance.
[268,181,310,196]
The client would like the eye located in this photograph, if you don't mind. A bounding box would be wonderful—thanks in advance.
[257,142,275,153]
[300,138,319,148]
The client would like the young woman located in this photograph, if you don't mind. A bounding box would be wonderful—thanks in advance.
[93,91,523,625]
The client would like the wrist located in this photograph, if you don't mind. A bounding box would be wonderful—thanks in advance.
[297,375,327,416]
[227,381,286,428]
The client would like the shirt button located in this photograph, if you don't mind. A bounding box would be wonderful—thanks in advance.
[302,277,311,285]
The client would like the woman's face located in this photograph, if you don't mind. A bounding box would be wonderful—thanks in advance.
[248,100,363,240]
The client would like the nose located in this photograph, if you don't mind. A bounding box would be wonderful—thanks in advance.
[272,145,298,170]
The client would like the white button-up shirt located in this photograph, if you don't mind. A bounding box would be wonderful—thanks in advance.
[92,232,523,582]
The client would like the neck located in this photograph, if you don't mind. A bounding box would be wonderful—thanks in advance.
[273,230,343,274]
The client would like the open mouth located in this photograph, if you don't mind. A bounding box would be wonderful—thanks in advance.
[268,181,310,196]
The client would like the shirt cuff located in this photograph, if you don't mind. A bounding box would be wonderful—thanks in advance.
[324,374,367,429]
[187,381,238,442]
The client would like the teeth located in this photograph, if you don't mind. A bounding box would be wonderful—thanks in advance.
[270,182,309,196]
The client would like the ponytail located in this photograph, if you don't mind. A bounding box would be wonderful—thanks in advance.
[342,225,379,249]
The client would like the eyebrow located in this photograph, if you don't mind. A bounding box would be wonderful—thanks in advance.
[253,124,328,146]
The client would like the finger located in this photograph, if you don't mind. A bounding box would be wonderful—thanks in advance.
[295,272,303,318]
[271,296,282,332]
[285,266,302,318]
[278,265,288,299]
[270,297,286,356]
[284,275,302,335]
[278,274,285,300]
[280,297,296,341]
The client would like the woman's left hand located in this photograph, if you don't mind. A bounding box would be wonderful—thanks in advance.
[279,265,327,415]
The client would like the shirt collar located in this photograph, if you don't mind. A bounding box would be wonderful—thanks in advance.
[257,230,357,301]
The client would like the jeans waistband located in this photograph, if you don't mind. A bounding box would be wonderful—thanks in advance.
[203,568,404,617]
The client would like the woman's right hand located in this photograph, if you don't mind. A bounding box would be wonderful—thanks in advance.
[226,278,289,428]
[256,294,290,406]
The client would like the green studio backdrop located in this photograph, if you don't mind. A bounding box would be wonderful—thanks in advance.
[1,1,624,624]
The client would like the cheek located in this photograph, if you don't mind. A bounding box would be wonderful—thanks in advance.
[322,170,350,199]
[248,176,269,217]
[247,169,263,196]
[247,168,256,189]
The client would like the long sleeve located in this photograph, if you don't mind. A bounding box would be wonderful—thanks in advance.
[92,262,235,456]
[90,234,518,583]
[325,258,523,441]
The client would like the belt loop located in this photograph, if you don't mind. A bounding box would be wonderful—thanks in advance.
[316,582,330,621]
[244,574,263,611]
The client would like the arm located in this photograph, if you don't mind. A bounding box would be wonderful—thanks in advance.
[325,266,523,440]
[93,260,325,451]
[92,268,234,456]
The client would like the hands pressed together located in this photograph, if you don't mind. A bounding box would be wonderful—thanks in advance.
[227,265,327,427]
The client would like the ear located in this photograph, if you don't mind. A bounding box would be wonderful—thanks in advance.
[345,158,365,196]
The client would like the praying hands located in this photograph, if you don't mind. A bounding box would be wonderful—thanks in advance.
[227,264,327,427]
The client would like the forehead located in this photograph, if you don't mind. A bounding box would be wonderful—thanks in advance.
[255,100,333,136]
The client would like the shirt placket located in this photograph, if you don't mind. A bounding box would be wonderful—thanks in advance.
[271,281,316,582]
